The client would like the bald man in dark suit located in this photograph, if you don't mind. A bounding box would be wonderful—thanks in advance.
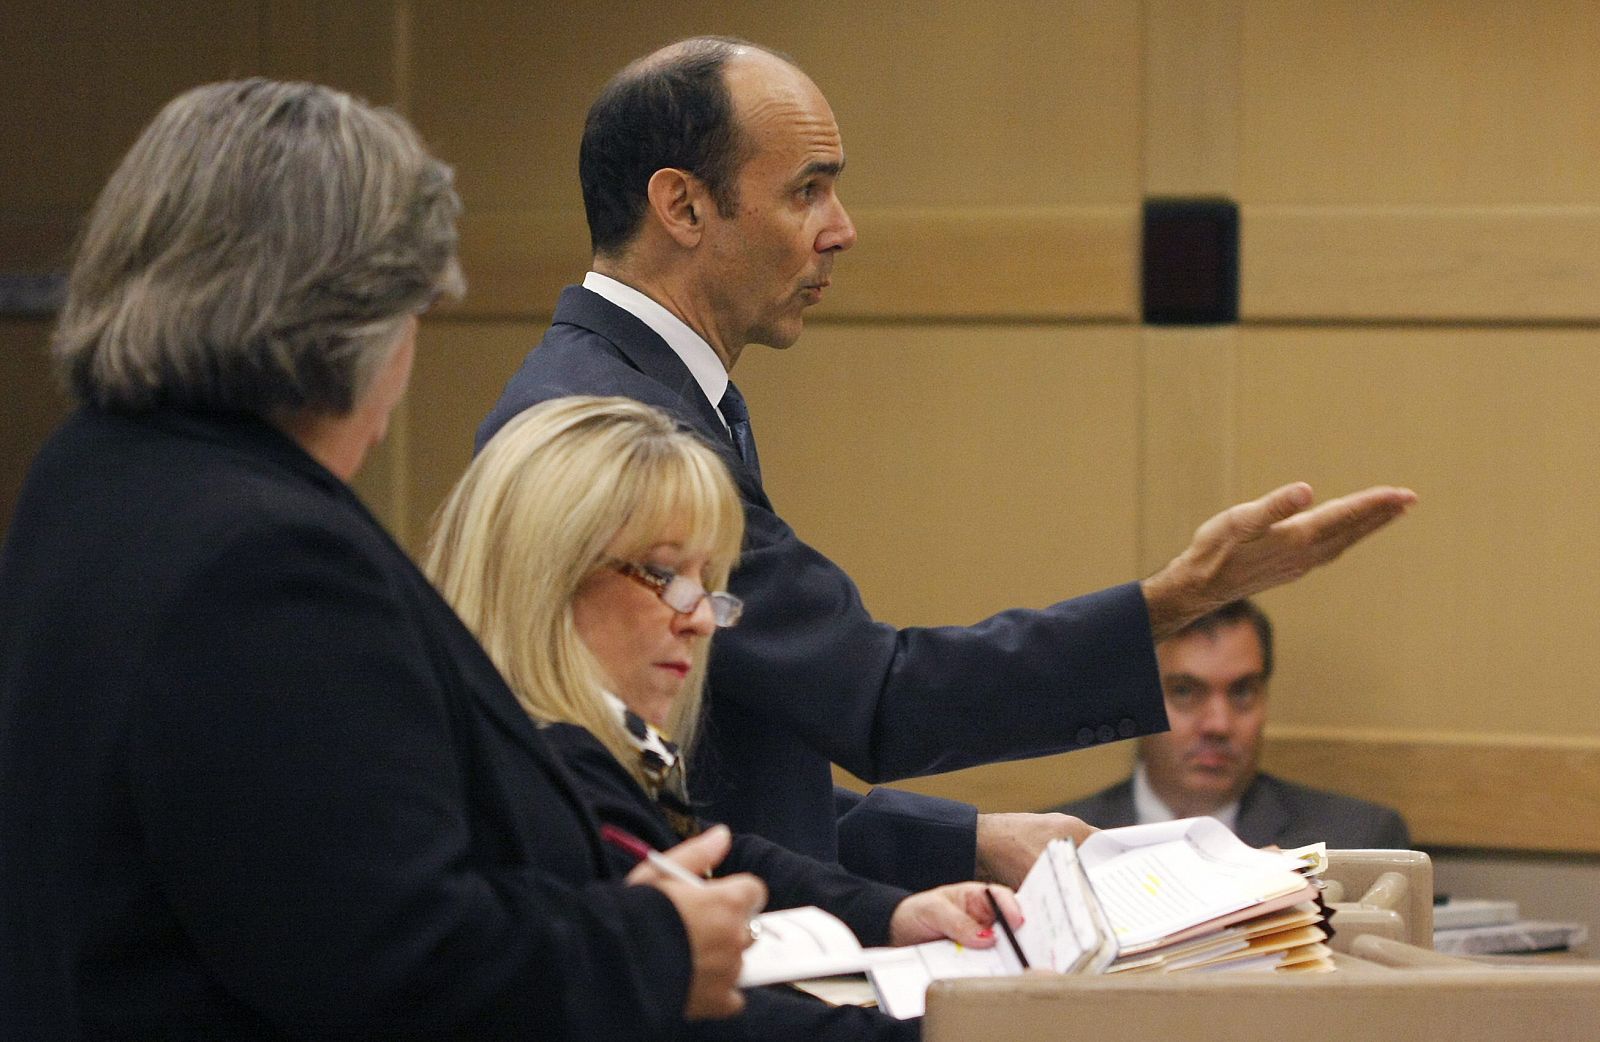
[480,36,1416,890]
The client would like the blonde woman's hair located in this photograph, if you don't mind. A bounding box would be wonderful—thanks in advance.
[53,78,464,415]
[424,396,745,793]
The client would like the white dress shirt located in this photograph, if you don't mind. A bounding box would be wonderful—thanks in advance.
[582,271,732,433]
[1131,761,1240,833]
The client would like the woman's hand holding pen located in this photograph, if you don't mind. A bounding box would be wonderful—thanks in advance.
[887,881,1024,948]
[624,825,768,1020]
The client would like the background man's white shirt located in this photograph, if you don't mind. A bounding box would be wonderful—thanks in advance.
[1131,761,1241,832]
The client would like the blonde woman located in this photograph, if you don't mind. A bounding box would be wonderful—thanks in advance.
[427,396,1024,1040]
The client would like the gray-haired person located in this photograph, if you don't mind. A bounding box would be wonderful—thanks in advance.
[0,79,762,1040]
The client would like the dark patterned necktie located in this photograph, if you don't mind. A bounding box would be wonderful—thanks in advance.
[718,382,762,485]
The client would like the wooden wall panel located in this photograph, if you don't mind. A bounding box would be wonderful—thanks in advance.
[399,317,549,552]
[1264,730,1600,854]
[410,0,1141,212]
[1244,207,1600,322]
[1142,0,1240,196]
[1234,327,1600,740]
[1234,5,1600,321]
[1138,327,1240,574]
[824,208,1134,320]
[844,743,1138,817]
[1237,1,1600,206]
[0,321,69,531]
[451,208,1138,323]
[1193,1,1600,856]
[736,324,1143,628]
[2,2,261,217]
[256,1,404,102]
[413,0,1143,322]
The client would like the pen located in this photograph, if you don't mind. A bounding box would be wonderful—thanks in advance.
[985,886,1029,970]
[600,824,707,888]
[601,824,764,942]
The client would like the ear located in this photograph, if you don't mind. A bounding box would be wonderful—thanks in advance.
[645,167,709,248]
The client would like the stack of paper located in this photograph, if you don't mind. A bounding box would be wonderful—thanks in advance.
[1433,920,1588,956]
[1433,897,1518,931]
[1080,817,1333,977]
[865,817,1332,1018]
[732,818,1334,1020]
[1431,896,1588,955]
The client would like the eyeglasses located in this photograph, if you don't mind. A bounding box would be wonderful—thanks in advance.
[609,560,744,628]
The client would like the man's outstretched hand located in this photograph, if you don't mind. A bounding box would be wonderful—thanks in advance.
[1142,483,1417,641]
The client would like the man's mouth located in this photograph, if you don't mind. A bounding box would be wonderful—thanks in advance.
[800,278,831,303]
[1187,748,1235,771]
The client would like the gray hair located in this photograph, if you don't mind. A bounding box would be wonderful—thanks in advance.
[52,78,464,415]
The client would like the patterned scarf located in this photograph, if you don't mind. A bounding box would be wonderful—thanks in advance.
[601,691,701,839]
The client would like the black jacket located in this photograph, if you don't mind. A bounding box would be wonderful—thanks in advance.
[0,408,691,1040]
[544,723,920,1042]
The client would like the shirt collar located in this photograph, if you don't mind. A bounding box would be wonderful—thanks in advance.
[1132,761,1240,834]
[599,690,679,772]
[583,271,730,429]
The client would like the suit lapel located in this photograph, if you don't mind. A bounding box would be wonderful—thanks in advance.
[1096,779,1138,828]
[553,287,726,438]
[552,288,770,507]
[1233,777,1289,847]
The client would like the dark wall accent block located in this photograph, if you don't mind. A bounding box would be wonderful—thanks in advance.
[1141,197,1239,325]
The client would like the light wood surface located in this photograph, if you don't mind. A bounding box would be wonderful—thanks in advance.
[1264,729,1600,855]
[1244,207,1600,321]
[449,207,1138,322]
[1237,1,1600,205]
[1143,0,1241,195]
[736,322,1143,626]
[1138,327,1240,574]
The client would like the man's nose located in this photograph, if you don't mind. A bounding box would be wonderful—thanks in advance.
[817,196,856,254]
[1196,695,1234,733]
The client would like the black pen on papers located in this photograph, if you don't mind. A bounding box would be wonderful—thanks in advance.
[984,886,1029,970]
[600,824,706,888]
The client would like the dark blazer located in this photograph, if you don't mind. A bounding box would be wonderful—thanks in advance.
[1049,773,1413,850]
[478,286,1167,889]
[0,408,691,1041]
[543,724,919,1042]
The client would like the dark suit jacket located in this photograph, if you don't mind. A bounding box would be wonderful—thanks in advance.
[1049,773,1412,850]
[543,724,919,1042]
[478,286,1167,889]
[0,408,691,1041]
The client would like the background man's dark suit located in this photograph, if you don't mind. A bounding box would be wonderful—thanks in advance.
[0,407,690,1040]
[478,286,1168,890]
[1052,773,1412,849]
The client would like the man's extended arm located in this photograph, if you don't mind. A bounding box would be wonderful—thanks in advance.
[1142,482,1416,641]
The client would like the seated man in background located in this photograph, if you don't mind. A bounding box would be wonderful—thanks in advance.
[1050,600,1410,849]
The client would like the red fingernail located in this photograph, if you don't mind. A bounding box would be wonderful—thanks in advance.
[977,928,993,940]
